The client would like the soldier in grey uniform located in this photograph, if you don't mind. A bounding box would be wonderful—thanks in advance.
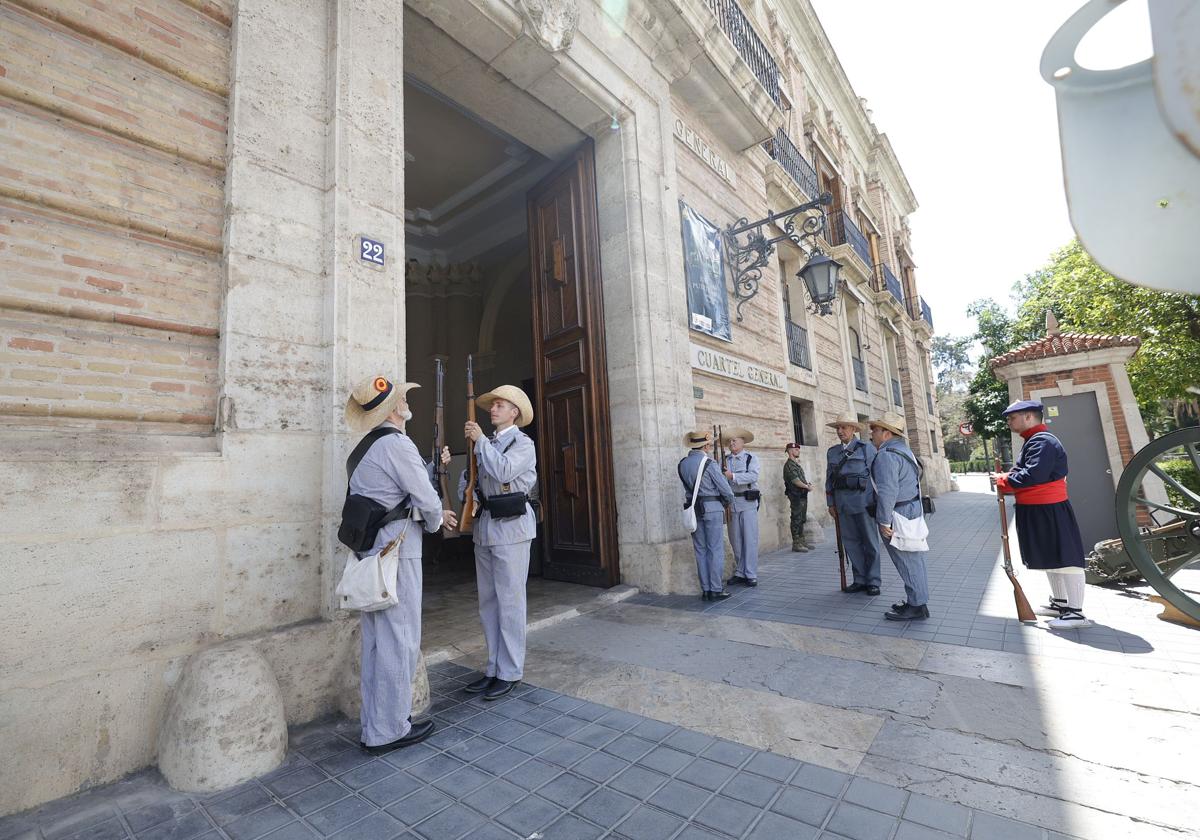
[868,411,932,621]
[344,376,458,755]
[825,414,881,595]
[679,429,735,601]
[722,428,762,587]
[459,385,538,701]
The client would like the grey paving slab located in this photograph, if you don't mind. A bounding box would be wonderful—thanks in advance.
[4,668,1068,840]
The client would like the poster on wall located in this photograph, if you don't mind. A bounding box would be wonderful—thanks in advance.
[679,202,732,342]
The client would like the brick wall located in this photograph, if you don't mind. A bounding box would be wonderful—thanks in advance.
[0,0,230,432]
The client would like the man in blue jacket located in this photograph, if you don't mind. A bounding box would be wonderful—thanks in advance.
[825,414,880,595]
[868,411,931,621]
[680,429,735,601]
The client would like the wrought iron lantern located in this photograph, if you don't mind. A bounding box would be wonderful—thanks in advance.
[724,192,842,321]
[797,251,841,315]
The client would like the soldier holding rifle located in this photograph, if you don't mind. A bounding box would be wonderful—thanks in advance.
[995,400,1091,629]
[824,414,880,595]
[456,376,539,700]
[783,442,812,552]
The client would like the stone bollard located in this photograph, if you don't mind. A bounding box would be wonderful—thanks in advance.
[336,622,430,721]
[157,644,287,792]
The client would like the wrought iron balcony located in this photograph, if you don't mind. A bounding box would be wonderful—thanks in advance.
[920,296,934,330]
[879,263,904,306]
[829,210,872,268]
[763,129,818,199]
[852,357,867,392]
[891,377,903,407]
[703,0,782,106]
[785,319,812,370]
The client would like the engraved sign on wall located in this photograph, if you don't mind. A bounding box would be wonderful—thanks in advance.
[679,202,731,342]
[673,118,736,187]
[690,343,786,393]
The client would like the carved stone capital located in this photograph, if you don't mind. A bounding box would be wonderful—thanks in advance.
[516,0,580,52]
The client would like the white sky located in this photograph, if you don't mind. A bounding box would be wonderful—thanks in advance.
[808,0,1153,340]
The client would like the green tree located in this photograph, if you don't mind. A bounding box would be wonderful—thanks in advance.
[1012,241,1200,431]
[964,300,1040,440]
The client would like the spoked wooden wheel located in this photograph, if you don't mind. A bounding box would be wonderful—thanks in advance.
[1114,428,1200,624]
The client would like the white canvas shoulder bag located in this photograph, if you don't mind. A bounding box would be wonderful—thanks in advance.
[335,525,406,612]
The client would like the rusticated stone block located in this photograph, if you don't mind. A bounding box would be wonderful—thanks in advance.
[156,644,287,792]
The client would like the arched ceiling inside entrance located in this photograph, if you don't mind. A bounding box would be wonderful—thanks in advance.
[404,78,554,264]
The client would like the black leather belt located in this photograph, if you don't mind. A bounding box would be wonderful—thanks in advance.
[696,494,723,502]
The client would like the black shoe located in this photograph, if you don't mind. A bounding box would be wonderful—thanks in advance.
[891,601,907,612]
[361,720,436,755]
[464,675,495,694]
[884,603,930,622]
[484,679,518,700]
[711,590,732,601]
[727,575,747,586]
[844,583,867,593]
[701,591,712,601]
[744,579,758,588]
[865,586,880,597]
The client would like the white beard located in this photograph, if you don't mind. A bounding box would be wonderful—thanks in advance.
[400,409,413,421]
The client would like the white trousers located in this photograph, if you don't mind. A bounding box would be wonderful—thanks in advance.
[359,555,422,747]
[475,541,531,681]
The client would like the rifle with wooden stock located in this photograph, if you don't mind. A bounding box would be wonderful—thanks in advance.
[459,354,479,534]
[994,457,1037,624]
[713,424,731,525]
[831,508,848,591]
[432,358,451,504]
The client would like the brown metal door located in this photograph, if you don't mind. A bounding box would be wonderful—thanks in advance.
[527,140,619,586]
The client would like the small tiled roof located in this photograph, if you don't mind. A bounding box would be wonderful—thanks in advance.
[989,332,1140,370]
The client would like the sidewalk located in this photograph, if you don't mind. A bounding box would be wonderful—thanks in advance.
[3,483,1196,839]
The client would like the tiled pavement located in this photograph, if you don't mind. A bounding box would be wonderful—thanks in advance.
[1,661,1073,840]
[631,482,1200,662]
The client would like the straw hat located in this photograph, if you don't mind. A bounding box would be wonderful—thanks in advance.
[476,384,534,428]
[867,410,907,438]
[825,413,862,430]
[345,376,419,433]
[683,429,714,449]
[720,427,754,445]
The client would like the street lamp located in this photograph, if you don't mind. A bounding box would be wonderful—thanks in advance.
[797,251,841,315]
[724,192,842,321]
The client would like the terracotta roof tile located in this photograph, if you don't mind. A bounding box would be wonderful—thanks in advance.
[989,332,1140,370]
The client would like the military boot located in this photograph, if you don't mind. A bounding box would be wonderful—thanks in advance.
[791,540,805,552]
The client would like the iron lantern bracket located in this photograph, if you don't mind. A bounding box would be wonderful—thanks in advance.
[724,192,834,322]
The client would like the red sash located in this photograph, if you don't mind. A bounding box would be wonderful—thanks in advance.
[996,476,1068,504]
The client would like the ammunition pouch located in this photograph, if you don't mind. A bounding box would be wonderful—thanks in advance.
[481,491,529,520]
[737,490,762,502]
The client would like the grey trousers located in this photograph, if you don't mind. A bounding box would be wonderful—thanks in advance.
[359,555,422,747]
[839,509,881,586]
[475,541,531,681]
[883,542,930,607]
[729,508,759,581]
[692,514,725,592]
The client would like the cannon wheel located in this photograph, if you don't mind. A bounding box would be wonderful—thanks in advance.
[1115,427,1200,624]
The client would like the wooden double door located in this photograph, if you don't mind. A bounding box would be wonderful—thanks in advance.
[525,140,619,587]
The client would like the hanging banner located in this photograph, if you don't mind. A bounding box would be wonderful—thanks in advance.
[679,202,732,342]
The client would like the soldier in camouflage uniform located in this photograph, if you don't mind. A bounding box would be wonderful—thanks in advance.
[783,442,812,552]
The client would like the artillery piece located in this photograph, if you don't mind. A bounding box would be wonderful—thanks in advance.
[1110,427,1200,625]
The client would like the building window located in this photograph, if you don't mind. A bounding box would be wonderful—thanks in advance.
[791,398,816,446]
[781,257,812,370]
[884,332,902,407]
[930,428,939,454]
[845,297,867,393]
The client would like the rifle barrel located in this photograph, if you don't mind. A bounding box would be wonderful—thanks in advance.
[460,355,479,533]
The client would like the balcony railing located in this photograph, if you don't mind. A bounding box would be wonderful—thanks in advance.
[785,319,812,370]
[829,210,872,267]
[920,296,934,330]
[879,263,904,306]
[891,377,903,407]
[852,357,867,392]
[703,0,782,106]
[763,129,818,198]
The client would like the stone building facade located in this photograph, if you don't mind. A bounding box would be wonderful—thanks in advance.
[0,0,946,813]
